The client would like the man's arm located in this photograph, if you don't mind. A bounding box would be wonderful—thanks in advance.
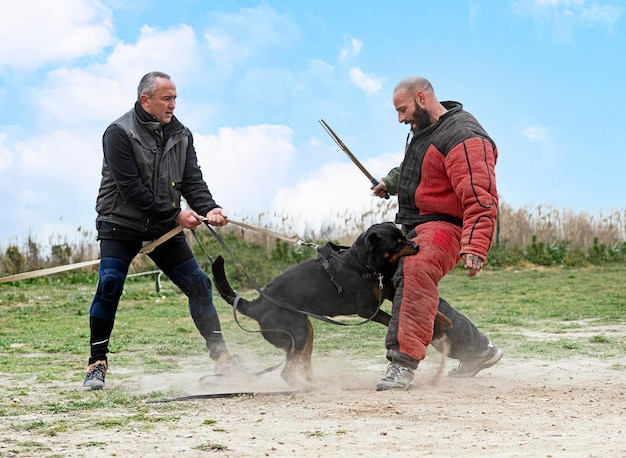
[447,137,498,273]
[371,165,401,197]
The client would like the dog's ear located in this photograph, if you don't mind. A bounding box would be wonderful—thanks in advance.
[384,221,404,237]
[366,232,382,252]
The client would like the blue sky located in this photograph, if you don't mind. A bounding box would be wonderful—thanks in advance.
[1,0,624,247]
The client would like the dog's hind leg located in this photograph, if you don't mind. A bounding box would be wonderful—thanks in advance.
[281,354,300,388]
[301,319,315,383]
[280,319,315,388]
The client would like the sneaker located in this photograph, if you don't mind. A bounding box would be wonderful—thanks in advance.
[448,343,502,378]
[376,361,414,391]
[83,360,107,390]
[215,354,248,378]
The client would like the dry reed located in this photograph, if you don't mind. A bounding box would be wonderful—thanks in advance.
[1,202,625,275]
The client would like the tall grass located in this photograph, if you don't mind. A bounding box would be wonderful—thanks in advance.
[497,203,625,249]
[1,202,625,278]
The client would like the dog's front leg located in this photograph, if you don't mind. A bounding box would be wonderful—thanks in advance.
[370,310,391,326]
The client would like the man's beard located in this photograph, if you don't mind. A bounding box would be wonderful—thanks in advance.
[411,101,431,133]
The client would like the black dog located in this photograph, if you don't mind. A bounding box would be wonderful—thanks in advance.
[212,222,449,387]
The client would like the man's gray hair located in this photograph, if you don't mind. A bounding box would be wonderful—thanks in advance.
[137,71,171,100]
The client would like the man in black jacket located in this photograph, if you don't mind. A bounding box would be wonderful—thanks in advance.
[83,71,245,390]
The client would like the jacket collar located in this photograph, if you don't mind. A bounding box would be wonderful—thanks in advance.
[133,101,182,139]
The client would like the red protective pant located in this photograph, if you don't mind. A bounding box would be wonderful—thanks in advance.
[385,221,462,364]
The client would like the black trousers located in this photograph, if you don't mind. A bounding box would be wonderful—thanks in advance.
[87,232,227,364]
[430,297,491,361]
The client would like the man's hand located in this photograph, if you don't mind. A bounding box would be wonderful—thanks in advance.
[370,179,388,199]
[204,208,228,227]
[461,253,484,277]
[175,210,204,229]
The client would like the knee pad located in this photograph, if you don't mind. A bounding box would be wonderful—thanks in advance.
[168,258,211,298]
[168,258,217,320]
[90,257,128,320]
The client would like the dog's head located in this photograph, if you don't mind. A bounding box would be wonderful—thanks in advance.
[363,222,419,273]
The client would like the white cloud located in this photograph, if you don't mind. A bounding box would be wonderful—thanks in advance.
[0,0,114,70]
[193,124,296,213]
[34,70,130,128]
[536,0,580,6]
[0,22,208,245]
[513,0,623,40]
[517,125,563,168]
[4,129,101,184]
[204,4,299,67]
[271,152,402,238]
[0,128,101,245]
[339,36,363,60]
[580,3,623,28]
[105,25,200,85]
[522,126,550,142]
[32,25,200,128]
[0,132,14,172]
[191,125,402,240]
[349,67,383,95]
[205,30,250,63]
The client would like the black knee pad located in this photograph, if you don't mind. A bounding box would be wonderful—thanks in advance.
[90,257,128,320]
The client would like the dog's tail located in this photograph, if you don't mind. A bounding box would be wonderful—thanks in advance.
[211,255,241,306]
[212,256,266,323]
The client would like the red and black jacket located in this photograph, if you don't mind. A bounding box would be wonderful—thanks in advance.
[396,101,498,259]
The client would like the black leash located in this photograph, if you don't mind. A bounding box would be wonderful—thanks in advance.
[148,223,385,403]
[189,222,387,383]
[192,223,295,378]
[199,221,387,327]
[145,390,299,403]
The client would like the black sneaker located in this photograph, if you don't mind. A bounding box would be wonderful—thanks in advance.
[83,360,107,390]
[448,343,502,378]
[376,361,414,391]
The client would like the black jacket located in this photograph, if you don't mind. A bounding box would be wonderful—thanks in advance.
[95,102,219,240]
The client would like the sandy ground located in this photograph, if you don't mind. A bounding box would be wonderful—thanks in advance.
[2,353,625,458]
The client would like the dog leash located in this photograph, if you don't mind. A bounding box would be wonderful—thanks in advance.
[190,221,300,378]
[192,223,295,378]
[191,220,389,381]
[0,259,102,283]
[200,222,386,327]
[145,389,299,403]
[228,219,302,244]
[0,224,185,284]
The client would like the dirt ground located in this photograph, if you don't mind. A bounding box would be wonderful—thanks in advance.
[2,352,625,458]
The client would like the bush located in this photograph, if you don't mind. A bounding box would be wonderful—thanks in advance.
[4,245,25,275]
[525,236,555,266]
[563,249,589,267]
[485,244,524,268]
